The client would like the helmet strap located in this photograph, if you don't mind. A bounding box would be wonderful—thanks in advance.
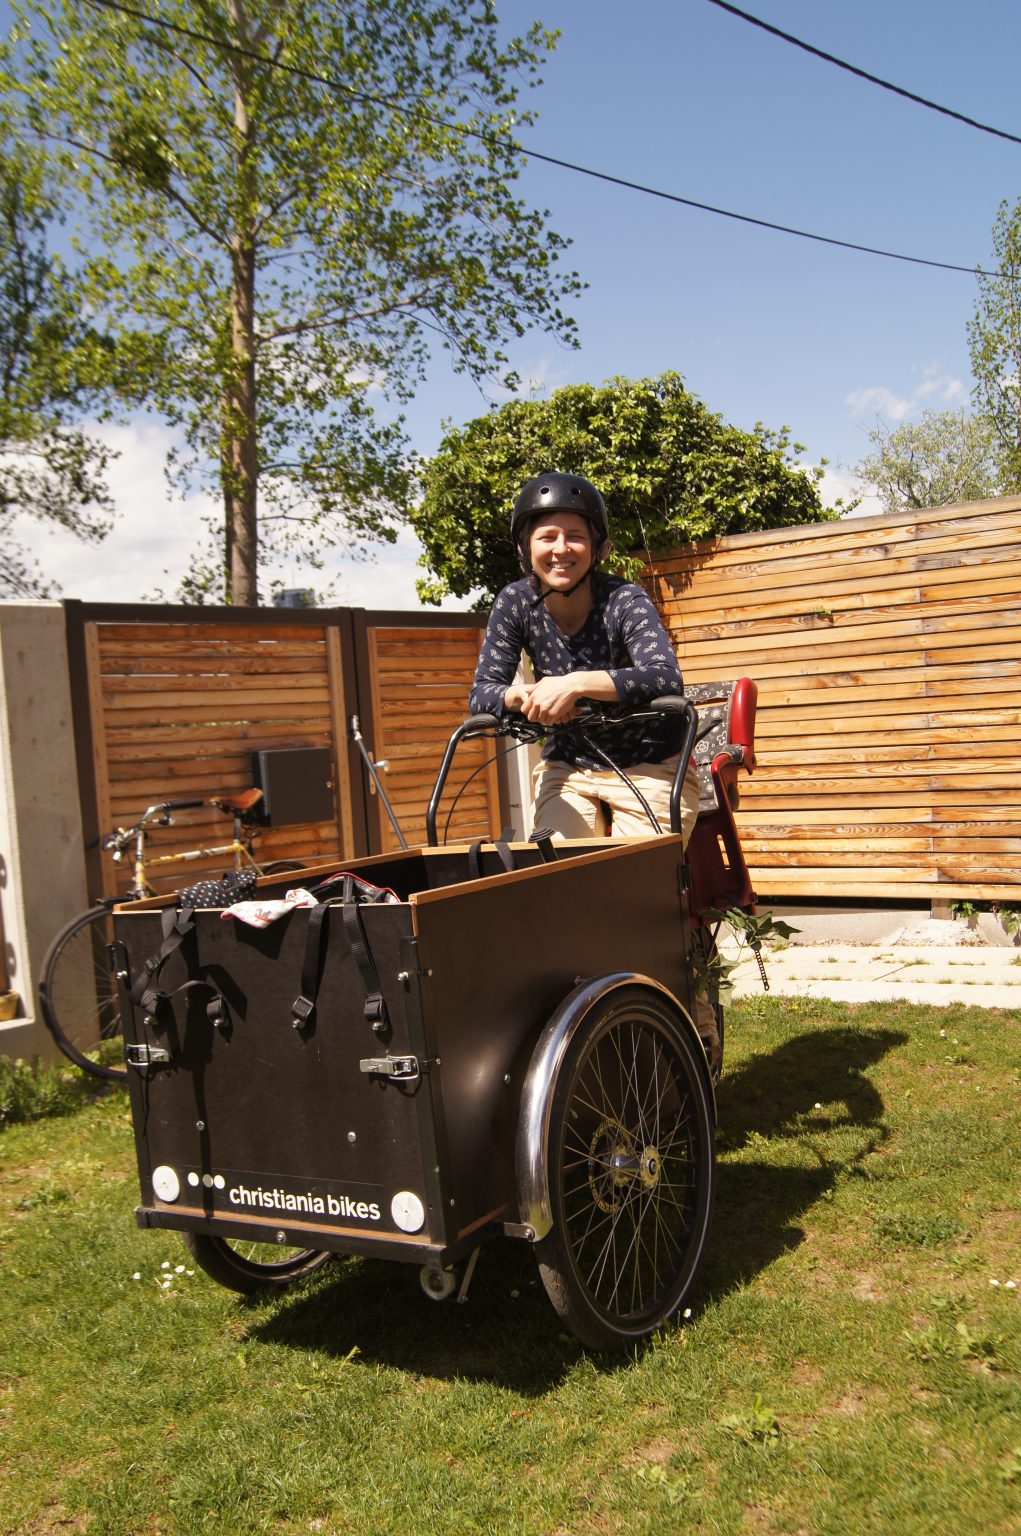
[527,558,602,608]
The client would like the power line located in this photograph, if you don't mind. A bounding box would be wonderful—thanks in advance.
[77,0,1004,279]
[704,0,1021,149]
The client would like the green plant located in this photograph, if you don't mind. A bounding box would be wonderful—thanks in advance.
[696,907,799,1000]
[718,1393,781,1444]
[996,904,1021,938]
[0,1054,100,1125]
[872,1208,969,1248]
[999,1448,1021,1485]
[412,373,836,606]
[633,1462,695,1506]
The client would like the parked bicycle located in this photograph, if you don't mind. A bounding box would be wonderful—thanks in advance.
[38,789,304,1083]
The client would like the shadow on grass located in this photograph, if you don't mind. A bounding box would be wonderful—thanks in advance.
[251,1023,908,1389]
[705,1023,908,1294]
[718,1023,908,1152]
[249,1240,582,1392]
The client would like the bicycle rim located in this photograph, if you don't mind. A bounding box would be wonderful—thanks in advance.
[38,906,128,1082]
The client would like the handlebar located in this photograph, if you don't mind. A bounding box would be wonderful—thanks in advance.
[100,796,208,857]
[426,696,699,846]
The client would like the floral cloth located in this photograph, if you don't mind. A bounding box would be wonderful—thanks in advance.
[221,887,318,928]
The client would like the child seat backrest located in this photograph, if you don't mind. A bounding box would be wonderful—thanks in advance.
[686,677,758,815]
[685,677,758,918]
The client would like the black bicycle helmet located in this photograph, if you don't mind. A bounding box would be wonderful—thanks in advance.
[510,472,609,551]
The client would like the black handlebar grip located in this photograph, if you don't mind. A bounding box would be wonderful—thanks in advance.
[650,695,689,713]
[165,797,205,810]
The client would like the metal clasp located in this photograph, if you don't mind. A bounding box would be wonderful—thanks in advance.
[359,1054,420,1083]
[125,1042,171,1070]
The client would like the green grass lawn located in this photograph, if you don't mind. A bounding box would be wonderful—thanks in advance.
[2,996,1019,1536]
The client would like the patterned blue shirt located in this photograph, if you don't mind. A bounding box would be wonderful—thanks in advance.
[470,574,686,768]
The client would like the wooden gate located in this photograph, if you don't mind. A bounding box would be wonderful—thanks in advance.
[353,614,502,853]
[65,603,498,900]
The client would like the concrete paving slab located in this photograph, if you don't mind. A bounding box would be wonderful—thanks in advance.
[725,938,1021,1009]
[716,904,1021,1008]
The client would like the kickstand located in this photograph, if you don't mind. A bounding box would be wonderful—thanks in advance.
[456,1246,481,1304]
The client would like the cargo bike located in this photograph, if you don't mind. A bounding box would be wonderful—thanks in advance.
[112,683,758,1351]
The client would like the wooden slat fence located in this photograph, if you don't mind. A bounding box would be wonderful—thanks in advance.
[64,496,1020,907]
[359,619,502,853]
[72,610,356,899]
[652,497,1021,902]
[66,604,501,902]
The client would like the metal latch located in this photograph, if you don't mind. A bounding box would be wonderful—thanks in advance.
[125,1042,171,1070]
[359,1054,420,1083]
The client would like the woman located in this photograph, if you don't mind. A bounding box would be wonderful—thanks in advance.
[469,471,701,844]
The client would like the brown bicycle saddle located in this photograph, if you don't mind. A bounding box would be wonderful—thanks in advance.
[208,787,264,815]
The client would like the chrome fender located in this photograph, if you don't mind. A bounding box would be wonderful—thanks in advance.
[515,971,713,1242]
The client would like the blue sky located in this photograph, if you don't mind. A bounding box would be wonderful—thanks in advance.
[14,0,1021,604]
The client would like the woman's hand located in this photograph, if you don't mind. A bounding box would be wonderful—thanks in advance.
[520,674,585,724]
[511,670,618,725]
[503,681,536,713]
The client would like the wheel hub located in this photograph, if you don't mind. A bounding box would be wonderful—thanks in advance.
[588,1119,660,1209]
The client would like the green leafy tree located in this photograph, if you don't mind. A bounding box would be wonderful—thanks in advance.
[0,143,115,597]
[412,372,835,607]
[969,197,1021,492]
[4,0,581,604]
[854,408,1000,514]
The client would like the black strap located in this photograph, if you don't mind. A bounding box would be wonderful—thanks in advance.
[291,899,330,1030]
[291,875,391,1035]
[341,890,390,1035]
[467,838,517,880]
[129,906,227,1028]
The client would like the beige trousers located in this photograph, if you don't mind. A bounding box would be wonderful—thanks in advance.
[531,753,701,848]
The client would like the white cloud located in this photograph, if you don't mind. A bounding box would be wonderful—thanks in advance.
[845,366,966,424]
[845,385,911,421]
[9,418,211,601]
[311,524,471,611]
[915,363,964,404]
[815,464,882,519]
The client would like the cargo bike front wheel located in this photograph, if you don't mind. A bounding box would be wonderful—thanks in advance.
[524,980,716,1352]
[182,1233,333,1293]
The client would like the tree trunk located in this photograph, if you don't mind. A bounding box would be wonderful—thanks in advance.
[224,243,258,605]
[223,0,259,606]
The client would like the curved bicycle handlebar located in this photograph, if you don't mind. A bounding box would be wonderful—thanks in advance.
[426,696,699,846]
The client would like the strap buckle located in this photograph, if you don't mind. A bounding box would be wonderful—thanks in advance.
[363,993,390,1035]
[291,995,316,1030]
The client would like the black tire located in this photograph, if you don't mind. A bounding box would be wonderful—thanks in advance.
[37,905,128,1083]
[260,859,306,877]
[182,1232,333,1294]
[535,986,715,1351]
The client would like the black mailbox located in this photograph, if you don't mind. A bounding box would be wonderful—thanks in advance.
[252,747,334,826]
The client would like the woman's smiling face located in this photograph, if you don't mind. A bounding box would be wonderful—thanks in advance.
[528,511,598,589]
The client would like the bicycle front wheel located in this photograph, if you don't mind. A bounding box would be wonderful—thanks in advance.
[38,905,128,1083]
[535,986,715,1350]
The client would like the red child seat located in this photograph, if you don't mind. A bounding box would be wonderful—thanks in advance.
[684,678,758,919]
